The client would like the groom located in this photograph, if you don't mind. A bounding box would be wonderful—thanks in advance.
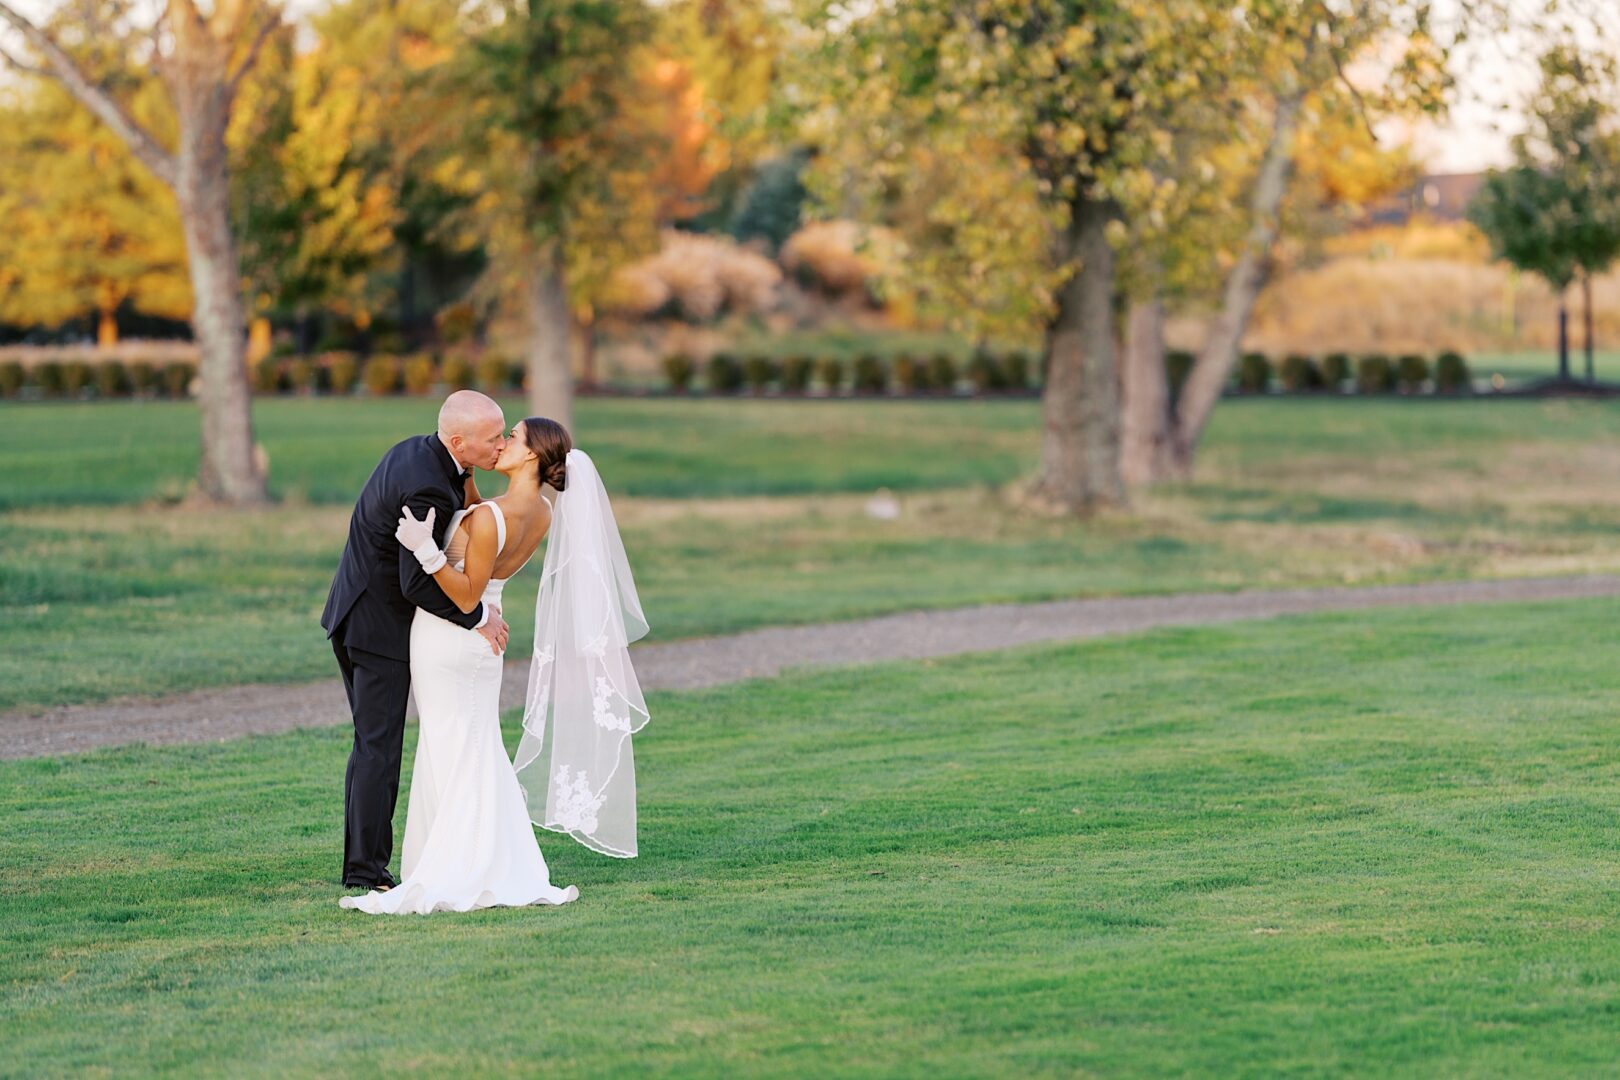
[321,390,512,891]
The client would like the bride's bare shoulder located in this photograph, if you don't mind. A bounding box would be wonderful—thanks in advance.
[462,502,499,542]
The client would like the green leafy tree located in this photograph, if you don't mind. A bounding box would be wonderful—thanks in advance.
[801,0,1237,512]
[803,0,1456,505]
[1469,45,1620,382]
[450,0,666,425]
[230,31,400,344]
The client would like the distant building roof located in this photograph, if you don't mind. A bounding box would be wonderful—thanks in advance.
[1361,172,1486,226]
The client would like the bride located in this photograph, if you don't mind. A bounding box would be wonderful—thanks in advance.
[340,417,649,915]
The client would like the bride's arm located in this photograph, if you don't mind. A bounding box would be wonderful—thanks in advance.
[426,507,498,614]
[463,472,482,507]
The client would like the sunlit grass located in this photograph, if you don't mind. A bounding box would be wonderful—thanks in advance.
[9,397,1620,711]
[4,600,1620,1075]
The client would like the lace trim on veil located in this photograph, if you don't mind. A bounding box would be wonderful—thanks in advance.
[512,448,650,858]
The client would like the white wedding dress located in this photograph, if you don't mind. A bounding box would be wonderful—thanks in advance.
[340,498,579,915]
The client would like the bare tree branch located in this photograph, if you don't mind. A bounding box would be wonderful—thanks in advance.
[0,0,178,189]
[1329,47,1378,144]
[0,39,46,77]
[1318,7,1378,144]
[225,12,278,99]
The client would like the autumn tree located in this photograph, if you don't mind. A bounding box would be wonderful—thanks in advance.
[0,76,190,341]
[449,0,666,426]
[802,0,1242,513]
[229,28,399,348]
[0,0,281,503]
[1124,43,1430,484]
[805,1,1457,506]
[282,0,493,353]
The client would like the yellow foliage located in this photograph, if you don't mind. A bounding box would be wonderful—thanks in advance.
[1322,218,1493,262]
[644,57,725,223]
[1233,256,1620,354]
[0,80,191,329]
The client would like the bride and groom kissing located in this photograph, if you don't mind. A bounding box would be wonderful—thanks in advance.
[320,390,650,915]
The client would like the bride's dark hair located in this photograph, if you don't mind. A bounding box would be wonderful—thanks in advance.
[523,417,572,491]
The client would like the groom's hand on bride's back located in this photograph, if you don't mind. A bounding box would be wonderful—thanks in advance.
[477,606,509,654]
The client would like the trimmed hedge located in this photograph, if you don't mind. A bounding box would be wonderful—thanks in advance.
[1396,353,1429,392]
[1237,352,1271,394]
[0,361,23,397]
[1279,355,1322,393]
[0,347,1484,403]
[63,361,94,398]
[161,362,195,398]
[743,355,778,393]
[285,358,315,394]
[326,353,359,395]
[363,356,403,396]
[95,362,132,399]
[894,355,930,393]
[440,354,475,391]
[402,354,438,396]
[852,354,887,395]
[1357,354,1395,394]
[967,350,1006,392]
[816,356,845,394]
[1322,353,1351,387]
[662,354,695,393]
[706,353,743,395]
[781,356,813,393]
[1435,351,1471,394]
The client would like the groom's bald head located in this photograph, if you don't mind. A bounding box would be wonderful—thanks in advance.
[438,390,507,472]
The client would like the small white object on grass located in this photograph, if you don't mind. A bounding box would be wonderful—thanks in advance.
[865,488,901,521]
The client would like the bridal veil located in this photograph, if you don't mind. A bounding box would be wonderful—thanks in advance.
[513,448,651,857]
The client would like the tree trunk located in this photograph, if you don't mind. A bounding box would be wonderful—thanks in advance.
[97,308,118,347]
[1121,294,1172,487]
[1557,296,1569,381]
[175,74,266,504]
[171,25,264,505]
[1031,194,1125,514]
[1168,91,1303,479]
[1583,272,1596,383]
[528,244,575,431]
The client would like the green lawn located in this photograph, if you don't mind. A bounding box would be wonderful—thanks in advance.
[9,396,1620,712]
[1471,349,1620,385]
[5,599,1620,1075]
[0,395,1040,509]
[11,393,1620,509]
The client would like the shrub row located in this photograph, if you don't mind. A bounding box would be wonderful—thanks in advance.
[664,349,1041,395]
[1227,351,1472,395]
[0,351,534,401]
[253,352,527,396]
[0,358,198,400]
[0,348,1477,402]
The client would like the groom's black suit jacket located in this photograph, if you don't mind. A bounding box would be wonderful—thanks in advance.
[321,433,484,662]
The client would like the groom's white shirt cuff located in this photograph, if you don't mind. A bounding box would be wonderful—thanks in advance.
[444,445,490,631]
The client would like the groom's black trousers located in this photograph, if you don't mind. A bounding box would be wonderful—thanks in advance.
[333,635,412,889]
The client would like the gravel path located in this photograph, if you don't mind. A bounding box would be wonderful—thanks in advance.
[5,575,1618,761]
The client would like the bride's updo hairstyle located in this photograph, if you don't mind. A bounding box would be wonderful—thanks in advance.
[524,417,572,492]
